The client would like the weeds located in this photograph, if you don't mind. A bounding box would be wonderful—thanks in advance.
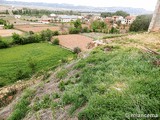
[7,88,35,120]
[60,46,160,119]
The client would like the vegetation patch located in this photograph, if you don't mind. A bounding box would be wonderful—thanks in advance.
[59,45,160,120]
[7,88,36,120]
[0,43,75,87]
[56,69,68,80]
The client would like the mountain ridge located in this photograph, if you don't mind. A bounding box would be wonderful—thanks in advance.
[1,0,153,15]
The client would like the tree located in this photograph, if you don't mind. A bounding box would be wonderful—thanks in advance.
[129,15,152,32]
[41,29,53,41]
[101,11,129,18]
[73,19,82,29]
[69,27,81,34]
[101,12,113,18]
[114,11,130,17]
[69,19,82,34]
[91,20,108,32]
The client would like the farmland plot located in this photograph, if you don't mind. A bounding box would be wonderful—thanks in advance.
[0,29,23,37]
[14,24,60,32]
[54,35,93,51]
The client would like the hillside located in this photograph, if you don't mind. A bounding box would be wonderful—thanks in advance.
[0,33,160,120]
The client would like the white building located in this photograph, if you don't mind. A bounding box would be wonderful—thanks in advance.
[14,15,21,19]
[125,16,136,25]
[58,15,79,22]
[120,16,136,25]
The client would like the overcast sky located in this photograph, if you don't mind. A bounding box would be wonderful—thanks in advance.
[8,0,157,11]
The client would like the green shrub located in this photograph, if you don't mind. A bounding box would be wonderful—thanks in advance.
[32,94,52,111]
[61,58,68,63]
[8,89,35,120]
[73,47,81,54]
[12,33,22,44]
[16,69,29,80]
[91,20,108,32]
[129,15,152,32]
[82,27,90,33]
[69,27,80,34]
[52,38,59,45]
[109,27,120,34]
[28,58,37,73]
[58,81,65,91]
[40,29,53,41]
[53,31,59,36]
[0,38,9,49]
[56,69,68,79]
[0,19,6,25]
[29,31,34,35]
[4,24,14,29]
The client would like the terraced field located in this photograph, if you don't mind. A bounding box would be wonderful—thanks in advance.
[0,43,75,87]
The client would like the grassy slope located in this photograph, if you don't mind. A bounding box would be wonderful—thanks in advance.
[61,46,160,119]
[0,43,75,87]
[5,33,160,120]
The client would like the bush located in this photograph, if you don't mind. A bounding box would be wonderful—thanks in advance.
[129,15,152,32]
[3,24,14,29]
[82,27,90,33]
[73,47,81,54]
[16,69,29,80]
[91,20,108,32]
[58,81,65,91]
[69,27,80,34]
[109,27,120,34]
[0,19,6,25]
[28,58,37,73]
[29,31,34,35]
[41,29,53,41]
[12,33,22,44]
[0,37,9,49]
[53,31,59,36]
[56,69,68,79]
[52,38,59,45]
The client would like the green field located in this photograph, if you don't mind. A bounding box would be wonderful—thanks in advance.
[0,43,75,87]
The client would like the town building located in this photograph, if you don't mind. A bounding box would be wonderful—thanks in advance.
[14,15,21,19]
[124,16,136,25]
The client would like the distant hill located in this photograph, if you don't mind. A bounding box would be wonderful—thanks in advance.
[1,0,153,15]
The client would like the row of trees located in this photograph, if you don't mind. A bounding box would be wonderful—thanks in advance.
[101,10,130,18]
[12,29,59,45]
[69,19,119,34]
[12,8,80,16]
[0,29,60,49]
